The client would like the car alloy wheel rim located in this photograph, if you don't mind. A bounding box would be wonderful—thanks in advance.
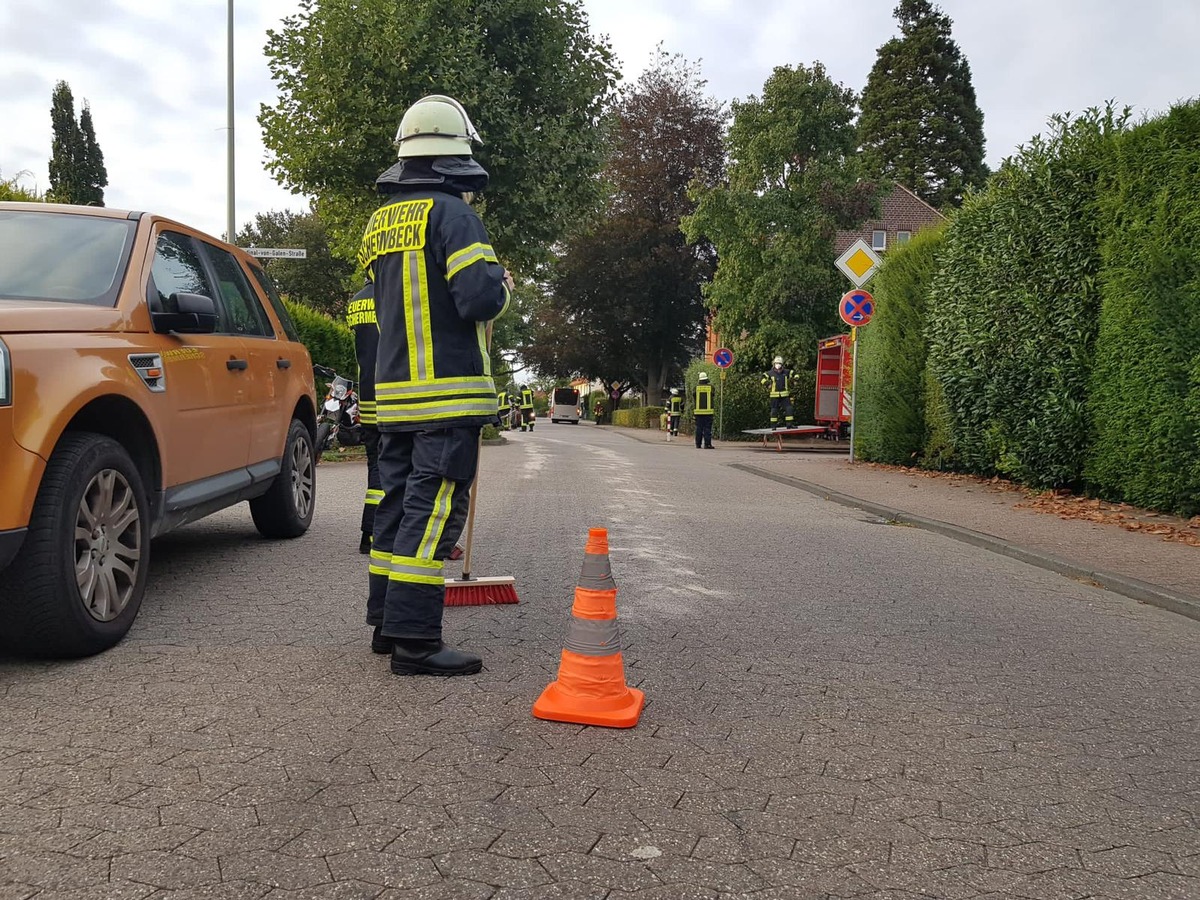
[291,437,314,518]
[75,469,141,622]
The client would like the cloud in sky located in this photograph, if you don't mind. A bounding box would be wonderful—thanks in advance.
[2,0,1196,241]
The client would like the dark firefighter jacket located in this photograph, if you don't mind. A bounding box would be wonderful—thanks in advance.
[359,158,510,431]
[761,366,793,397]
[520,387,535,410]
[668,395,682,416]
[347,283,378,426]
[693,382,714,416]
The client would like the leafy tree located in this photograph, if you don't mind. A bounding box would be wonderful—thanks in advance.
[47,81,84,204]
[858,0,987,208]
[77,103,107,207]
[259,0,619,270]
[684,62,878,384]
[0,171,44,202]
[236,208,355,317]
[523,53,727,402]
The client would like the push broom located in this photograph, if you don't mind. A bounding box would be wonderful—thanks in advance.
[445,323,518,607]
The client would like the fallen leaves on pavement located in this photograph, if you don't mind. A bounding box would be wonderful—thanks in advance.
[858,461,1200,548]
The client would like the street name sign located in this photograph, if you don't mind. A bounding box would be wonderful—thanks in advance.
[244,247,308,259]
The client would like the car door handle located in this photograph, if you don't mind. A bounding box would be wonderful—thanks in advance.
[276,358,291,369]
[226,358,248,371]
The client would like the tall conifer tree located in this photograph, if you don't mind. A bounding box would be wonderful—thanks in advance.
[48,81,83,204]
[77,103,107,206]
[858,0,987,208]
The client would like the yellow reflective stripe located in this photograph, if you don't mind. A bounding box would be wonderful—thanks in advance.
[369,547,391,576]
[364,489,385,506]
[446,242,497,280]
[389,554,444,585]
[417,479,455,561]
[376,376,496,399]
[376,399,499,423]
[404,250,435,382]
[477,322,490,376]
[497,282,511,319]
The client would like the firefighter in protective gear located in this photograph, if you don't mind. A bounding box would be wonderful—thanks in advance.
[761,355,796,429]
[693,372,715,449]
[361,93,512,677]
[519,384,535,432]
[496,385,511,431]
[348,282,382,555]
[509,391,521,431]
[667,388,682,440]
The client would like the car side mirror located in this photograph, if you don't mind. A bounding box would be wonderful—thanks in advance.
[152,292,220,334]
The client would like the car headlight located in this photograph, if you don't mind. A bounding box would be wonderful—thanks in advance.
[0,338,10,407]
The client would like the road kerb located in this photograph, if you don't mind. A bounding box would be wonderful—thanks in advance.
[732,463,1200,623]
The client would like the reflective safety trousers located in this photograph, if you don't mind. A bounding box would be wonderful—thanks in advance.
[359,189,510,431]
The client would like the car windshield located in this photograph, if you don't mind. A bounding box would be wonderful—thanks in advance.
[0,210,135,306]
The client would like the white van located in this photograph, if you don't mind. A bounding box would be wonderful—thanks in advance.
[549,387,581,424]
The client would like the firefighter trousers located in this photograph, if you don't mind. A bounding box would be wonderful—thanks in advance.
[769,396,795,426]
[694,415,714,448]
[367,427,477,639]
[361,426,382,536]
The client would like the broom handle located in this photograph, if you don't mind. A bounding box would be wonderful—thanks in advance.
[462,431,482,580]
[461,318,496,581]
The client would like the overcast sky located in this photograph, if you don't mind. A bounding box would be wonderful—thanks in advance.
[2,1,1196,241]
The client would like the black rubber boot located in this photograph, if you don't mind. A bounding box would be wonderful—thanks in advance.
[391,639,483,676]
[371,626,393,654]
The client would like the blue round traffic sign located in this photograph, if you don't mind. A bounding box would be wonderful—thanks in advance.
[839,289,874,327]
[713,347,734,368]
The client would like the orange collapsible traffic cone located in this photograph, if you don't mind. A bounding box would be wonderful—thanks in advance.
[533,528,645,728]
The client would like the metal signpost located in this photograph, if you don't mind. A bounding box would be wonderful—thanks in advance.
[713,347,734,440]
[244,248,309,259]
[833,241,880,462]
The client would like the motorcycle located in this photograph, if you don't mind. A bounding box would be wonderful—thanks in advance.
[313,364,362,460]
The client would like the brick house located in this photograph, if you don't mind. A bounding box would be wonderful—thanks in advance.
[704,183,945,356]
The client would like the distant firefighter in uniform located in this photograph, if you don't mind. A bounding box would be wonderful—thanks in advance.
[348,282,382,555]
[519,384,535,431]
[693,372,715,449]
[761,355,796,429]
[667,388,682,440]
[496,384,511,432]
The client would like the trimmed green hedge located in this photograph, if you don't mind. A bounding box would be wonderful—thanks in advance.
[1084,102,1200,515]
[855,224,946,464]
[612,406,665,428]
[284,298,357,379]
[924,109,1122,488]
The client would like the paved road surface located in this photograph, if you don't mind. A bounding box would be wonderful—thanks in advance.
[1,424,1197,899]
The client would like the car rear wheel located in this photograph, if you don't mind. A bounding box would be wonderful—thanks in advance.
[250,419,315,538]
[0,433,149,658]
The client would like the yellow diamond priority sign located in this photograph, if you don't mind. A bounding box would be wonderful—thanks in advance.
[835,238,881,287]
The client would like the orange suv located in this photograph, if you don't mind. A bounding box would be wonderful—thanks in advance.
[0,202,319,658]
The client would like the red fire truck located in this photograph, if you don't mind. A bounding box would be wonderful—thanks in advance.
[814,333,853,439]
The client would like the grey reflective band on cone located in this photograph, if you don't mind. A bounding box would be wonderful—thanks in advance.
[578,554,616,590]
[564,617,622,656]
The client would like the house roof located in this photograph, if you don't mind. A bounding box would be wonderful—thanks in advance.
[835,183,946,254]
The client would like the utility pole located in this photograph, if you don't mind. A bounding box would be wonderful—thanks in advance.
[226,0,235,243]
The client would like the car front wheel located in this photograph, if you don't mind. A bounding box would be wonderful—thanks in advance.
[250,419,315,538]
[0,433,150,658]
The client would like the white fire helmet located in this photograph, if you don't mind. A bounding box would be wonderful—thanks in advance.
[773,356,784,366]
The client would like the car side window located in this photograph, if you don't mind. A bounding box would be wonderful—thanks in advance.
[246,264,301,343]
[201,245,274,338]
[150,232,214,313]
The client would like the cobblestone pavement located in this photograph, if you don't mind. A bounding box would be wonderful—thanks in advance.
[1,425,1197,899]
